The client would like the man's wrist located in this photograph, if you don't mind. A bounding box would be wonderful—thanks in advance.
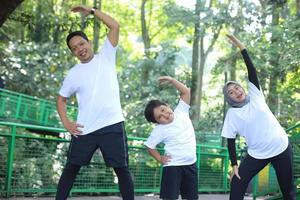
[239,44,245,50]
[90,8,96,15]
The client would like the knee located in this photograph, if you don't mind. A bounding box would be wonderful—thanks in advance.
[231,175,245,188]
[113,166,131,177]
[64,162,81,173]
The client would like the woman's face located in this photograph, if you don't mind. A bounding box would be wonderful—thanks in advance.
[227,83,246,103]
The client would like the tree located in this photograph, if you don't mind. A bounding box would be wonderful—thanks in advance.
[267,0,287,114]
[190,0,229,125]
[93,0,101,52]
[0,0,24,26]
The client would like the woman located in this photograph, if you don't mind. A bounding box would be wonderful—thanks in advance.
[221,35,296,200]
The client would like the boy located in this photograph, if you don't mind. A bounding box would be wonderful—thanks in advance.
[144,76,198,200]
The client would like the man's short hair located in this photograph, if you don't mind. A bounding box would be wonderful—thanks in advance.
[144,100,167,123]
[66,31,89,49]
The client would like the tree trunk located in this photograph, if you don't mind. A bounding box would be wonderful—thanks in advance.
[267,1,283,114]
[190,0,201,123]
[32,1,43,42]
[0,0,24,27]
[193,37,206,121]
[81,0,87,30]
[191,24,222,124]
[140,0,151,90]
[93,0,101,52]
[297,0,300,16]
[141,0,151,57]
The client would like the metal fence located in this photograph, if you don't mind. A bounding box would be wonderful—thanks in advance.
[0,121,230,198]
[0,88,77,128]
[0,88,299,199]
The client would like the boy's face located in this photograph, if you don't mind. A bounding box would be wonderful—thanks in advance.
[153,105,174,124]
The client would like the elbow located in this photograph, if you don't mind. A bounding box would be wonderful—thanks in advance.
[57,95,67,105]
[187,88,191,95]
[112,22,120,31]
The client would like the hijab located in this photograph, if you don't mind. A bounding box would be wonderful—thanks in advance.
[223,81,250,108]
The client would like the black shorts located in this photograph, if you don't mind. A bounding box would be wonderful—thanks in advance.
[160,163,198,200]
[67,122,129,168]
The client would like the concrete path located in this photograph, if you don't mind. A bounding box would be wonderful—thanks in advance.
[2,194,269,200]
[3,195,229,200]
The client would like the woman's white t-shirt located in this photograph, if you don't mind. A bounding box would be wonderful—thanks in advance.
[144,99,197,166]
[59,38,124,135]
[221,82,288,159]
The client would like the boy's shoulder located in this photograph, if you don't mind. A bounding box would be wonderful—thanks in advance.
[174,99,190,114]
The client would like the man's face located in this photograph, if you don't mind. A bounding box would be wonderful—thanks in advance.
[227,83,246,103]
[153,105,174,125]
[68,36,94,63]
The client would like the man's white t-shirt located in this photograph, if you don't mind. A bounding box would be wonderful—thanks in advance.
[221,82,288,159]
[59,38,124,135]
[144,99,197,167]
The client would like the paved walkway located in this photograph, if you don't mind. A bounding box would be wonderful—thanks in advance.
[3,195,230,200]
[2,194,267,200]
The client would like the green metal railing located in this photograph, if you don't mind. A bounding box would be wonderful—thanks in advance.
[0,121,230,198]
[0,88,77,128]
[0,88,299,199]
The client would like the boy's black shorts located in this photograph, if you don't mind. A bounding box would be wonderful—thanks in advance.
[67,121,129,168]
[160,163,198,200]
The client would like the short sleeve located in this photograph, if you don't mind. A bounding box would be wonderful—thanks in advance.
[174,99,190,115]
[59,73,76,98]
[248,81,265,102]
[100,37,117,63]
[221,109,238,139]
[144,128,162,149]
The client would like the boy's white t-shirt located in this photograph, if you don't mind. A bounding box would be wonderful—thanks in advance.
[59,38,124,135]
[144,99,197,167]
[221,82,288,159]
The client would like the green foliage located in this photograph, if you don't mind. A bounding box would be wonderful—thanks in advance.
[0,0,298,138]
[120,41,188,137]
[0,0,299,196]
[212,0,300,129]
[0,41,73,100]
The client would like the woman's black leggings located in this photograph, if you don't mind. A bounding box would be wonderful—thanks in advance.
[230,144,296,200]
[55,162,134,200]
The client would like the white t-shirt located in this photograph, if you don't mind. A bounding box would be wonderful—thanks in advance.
[59,38,124,135]
[221,82,288,159]
[144,99,197,166]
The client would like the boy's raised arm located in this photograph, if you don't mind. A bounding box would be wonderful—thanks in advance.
[158,76,191,105]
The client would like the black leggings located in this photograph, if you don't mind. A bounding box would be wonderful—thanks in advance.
[230,144,296,200]
[55,162,134,200]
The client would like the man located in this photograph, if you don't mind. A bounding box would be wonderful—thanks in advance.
[56,5,134,200]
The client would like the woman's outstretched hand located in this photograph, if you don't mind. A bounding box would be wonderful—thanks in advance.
[226,34,245,50]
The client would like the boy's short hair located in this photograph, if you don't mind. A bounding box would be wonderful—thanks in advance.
[66,31,89,49]
[144,100,167,123]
